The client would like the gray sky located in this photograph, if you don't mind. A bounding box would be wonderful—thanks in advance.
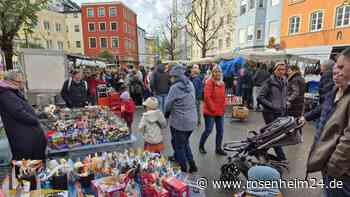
[73,0,171,34]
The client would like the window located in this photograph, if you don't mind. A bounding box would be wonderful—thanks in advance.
[74,25,80,32]
[55,23,62,32]
[57,41,64,49]
[220,17,224,25]
[43,21,50,31]
[240,0,247,15]
[256,28,262,40]
[218,39,223,49]
[88,23,95,32]
[89,37,96,48]
[111,37,119,48]
[73,13,78,18]
[289,16,301,34]
[100,37,108,48]
[212,20,216,28]
[76,41,81,48]
[249,0,255,9]
[239,29,246,44]
[336,6,350,27]
[98,7,105,17]
[87,8,94,17]
[227,14,231,24]
[247,25,254,41]
[220,0,224,7]
[109,7,117,16]
[271,0,279,6]
[46,40,53,48]
[268,21,278,38]
[258,0,264,8]
[110,22,117,31]
[310,11,323,32]
[66,25,69,32]
[67,41,70,48]
[99,22,106,32]
[226,37,231,48]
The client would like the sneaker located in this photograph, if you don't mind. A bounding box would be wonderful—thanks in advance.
[188,160,198,173]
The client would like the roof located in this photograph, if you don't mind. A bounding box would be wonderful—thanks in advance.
[81,1,136,15]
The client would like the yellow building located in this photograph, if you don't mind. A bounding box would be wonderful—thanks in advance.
[65,11,84,55]
[145,36,158,67]
[190,0,237,61]
[17,9,68,51]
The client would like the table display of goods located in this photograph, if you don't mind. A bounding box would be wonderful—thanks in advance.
[2,149,205,197]
[36,105,130,151]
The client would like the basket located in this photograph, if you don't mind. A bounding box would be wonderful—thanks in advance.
[232,106,249,121]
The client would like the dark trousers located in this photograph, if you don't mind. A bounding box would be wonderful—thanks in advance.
[170,127,194,171]
[262,112,287,161]
[199,115,224,150]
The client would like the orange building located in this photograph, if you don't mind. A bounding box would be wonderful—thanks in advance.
[280,0,350,60]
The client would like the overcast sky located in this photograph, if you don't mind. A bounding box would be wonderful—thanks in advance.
[73,0,171,34]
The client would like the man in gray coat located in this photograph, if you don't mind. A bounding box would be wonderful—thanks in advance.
[165,64,198,173]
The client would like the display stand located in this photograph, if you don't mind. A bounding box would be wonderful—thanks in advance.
[47,134,137,156]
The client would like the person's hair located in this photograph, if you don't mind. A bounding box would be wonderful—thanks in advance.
[341,47,350,59]
[71,70,80,76]
[4,70,23,81]
[289,65,300,72]
[321,59,335,70]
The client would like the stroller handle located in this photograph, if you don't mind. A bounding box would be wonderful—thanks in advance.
[223,140,248,152]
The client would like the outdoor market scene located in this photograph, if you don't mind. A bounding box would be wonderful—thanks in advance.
[0,0,350,197]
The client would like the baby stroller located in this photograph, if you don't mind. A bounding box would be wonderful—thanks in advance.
[220,116,304,181]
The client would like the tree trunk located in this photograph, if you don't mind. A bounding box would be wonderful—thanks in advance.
[201,48,206,58]
[4,49,14,70]
[1,40,15,70]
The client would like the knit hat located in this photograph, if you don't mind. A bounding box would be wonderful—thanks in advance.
[246,166,281,197]
[169,64,186,77]
[120,91,130,101]
[143,97,159,110]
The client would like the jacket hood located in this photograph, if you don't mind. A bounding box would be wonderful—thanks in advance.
[171,64,192,93]
[0,80,19,92]
[142,110,164,123]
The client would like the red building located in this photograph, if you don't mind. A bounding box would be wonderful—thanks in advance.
[81,1,138,67]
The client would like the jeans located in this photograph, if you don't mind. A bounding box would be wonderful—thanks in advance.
[262,112,287,161]
[253,86,262,110]
[199,115,224,150]
[170,127,194,171]
[156,94,168,113]
[324,175,350,197]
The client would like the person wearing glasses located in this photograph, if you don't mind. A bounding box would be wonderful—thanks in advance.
[0,70,47,160]
[199,65,227,156]
[257,62,288,162]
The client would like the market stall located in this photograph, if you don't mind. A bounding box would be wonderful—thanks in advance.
[37,105,136,156]
[2,149,205,197]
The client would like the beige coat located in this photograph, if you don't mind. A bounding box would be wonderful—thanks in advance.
[307,87,350,177]
[138,110,167,144]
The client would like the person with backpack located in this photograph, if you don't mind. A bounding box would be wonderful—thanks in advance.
[128,70,144,106]
[61,70,89,108]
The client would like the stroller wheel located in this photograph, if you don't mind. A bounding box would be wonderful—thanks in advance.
[220,158,249,182]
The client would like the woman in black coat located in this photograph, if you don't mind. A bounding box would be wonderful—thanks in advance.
[287,65,306,117]
[0,70,47,160]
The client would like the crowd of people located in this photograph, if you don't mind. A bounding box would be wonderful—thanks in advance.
[2,47,350,196]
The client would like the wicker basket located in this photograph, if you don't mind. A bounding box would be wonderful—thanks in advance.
[232,106,249,121]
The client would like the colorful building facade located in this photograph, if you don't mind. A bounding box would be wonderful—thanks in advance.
[81,1,139,66]
[281,0,350,61]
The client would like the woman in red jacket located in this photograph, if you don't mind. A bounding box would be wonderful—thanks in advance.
[199,65,227,155]
[88,72,106,105]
